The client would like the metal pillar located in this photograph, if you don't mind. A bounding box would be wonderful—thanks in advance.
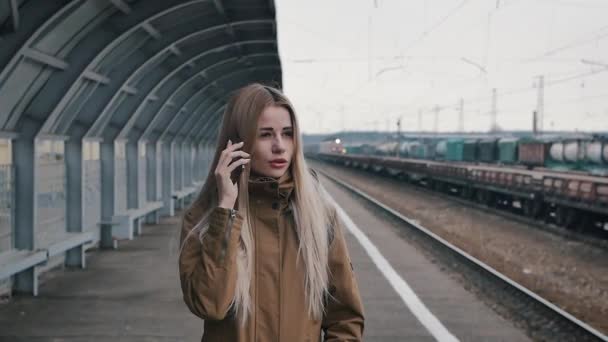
[160,142,174,216]
[100,142,115,222]
[146,142,157,202]
[12,123,36,294]
[65,136,85,267]
[126,142,138,209]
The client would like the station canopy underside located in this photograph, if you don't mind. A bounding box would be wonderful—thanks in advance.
[0,0,282,144]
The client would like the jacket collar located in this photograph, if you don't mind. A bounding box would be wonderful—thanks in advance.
[248,171,294,211]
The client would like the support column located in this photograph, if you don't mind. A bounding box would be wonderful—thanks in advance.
[173,142,182,192]
[100,142,115,222]
[192,143,200,183]
[146,142,157,202]
[126,141,138,209]
[183,142,191,187]
[160,141,174,216]
[65,135,84,267]
[13,121,36,294]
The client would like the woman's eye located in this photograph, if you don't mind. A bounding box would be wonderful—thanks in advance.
[283,131,293,137]
[260,133,271,137]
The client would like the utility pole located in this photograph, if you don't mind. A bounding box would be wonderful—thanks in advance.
[458,98,464,132]
[396,117,401,158]
[536,75,544,133]
[491,88,497,133]
[533,110,538,135]
[433,105,439,135]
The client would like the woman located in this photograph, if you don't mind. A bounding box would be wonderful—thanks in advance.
[178,83,364,341]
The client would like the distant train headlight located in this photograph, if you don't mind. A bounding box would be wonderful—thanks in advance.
[335,138,341,144]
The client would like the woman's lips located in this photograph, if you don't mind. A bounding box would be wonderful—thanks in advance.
[269,160,288,169]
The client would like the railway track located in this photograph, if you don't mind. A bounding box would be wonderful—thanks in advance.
[317,155,608,250]
[391,170,608,252]
[316,167,608,342]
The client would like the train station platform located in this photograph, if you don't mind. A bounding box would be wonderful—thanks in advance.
[0,212,204,341]
[0,174,531,341]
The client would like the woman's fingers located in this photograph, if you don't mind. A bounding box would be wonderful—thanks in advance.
[227,157,250,172]
[219,141,246,168]
[221,148,249,170]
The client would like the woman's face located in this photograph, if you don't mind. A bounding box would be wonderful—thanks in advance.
[250,105,294,178]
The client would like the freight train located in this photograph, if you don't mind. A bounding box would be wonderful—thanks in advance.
[315,151,608,236]
[304,137,346,155]
[353,135,608,176]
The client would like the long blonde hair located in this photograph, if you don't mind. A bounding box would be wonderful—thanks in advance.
[180,83,333,325]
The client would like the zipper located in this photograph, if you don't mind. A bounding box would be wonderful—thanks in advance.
[219,208,237,263]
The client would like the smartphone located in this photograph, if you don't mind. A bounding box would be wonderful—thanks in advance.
[229,136,245,184]
[230,160,244,184]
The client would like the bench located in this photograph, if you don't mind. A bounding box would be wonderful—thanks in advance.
[45,231,96,269]
[0,198,169,296]
[171,186,198,210]
[111,201,164,240]
[0,249,47,296]
[0,230,97,296]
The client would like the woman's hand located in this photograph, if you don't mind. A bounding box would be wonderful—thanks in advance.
[215,140,250,209]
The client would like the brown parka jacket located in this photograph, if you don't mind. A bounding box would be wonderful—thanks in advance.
[179,171,365,341]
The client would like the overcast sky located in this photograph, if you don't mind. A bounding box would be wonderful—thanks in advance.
[275,0,608,134]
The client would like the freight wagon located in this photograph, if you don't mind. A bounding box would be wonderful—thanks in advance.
[342,133,608,176]
[316,152,608,236]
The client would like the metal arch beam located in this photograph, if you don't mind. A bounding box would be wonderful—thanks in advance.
[174,66,278,143]
[109,0,132,15]
[212,0,244,61]
[156,81,226,143]
[155,54,280,143]
[141,22,161,40]
[116,44,277,142]
[181,91,231,143]
[77,27,274,139]
[212,0,226,17]
[169,60,282,141]
[172,90,227,144]
[192,66,284,145]
[167,91,226,145]
[21,48,69,69]
[122,53,265,144]
[9,0,20,31]
[39,0,273,136]
[164,64,283,145]
[191,66,282,145]
[191,85,272,144]
[195,106,226,145]
[0,0,118,130]
[180,99,227,144]
[146,63,281,144]
[86,39,275,141]
[156,82,225,144]
[0,0,80,81]
[3,1,276,140]
[150,65,280,147]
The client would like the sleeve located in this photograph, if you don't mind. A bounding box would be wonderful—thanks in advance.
[322,210,365,341]
[178,206,244,320]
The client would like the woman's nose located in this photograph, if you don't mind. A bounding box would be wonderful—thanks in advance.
[272,136,285,154]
